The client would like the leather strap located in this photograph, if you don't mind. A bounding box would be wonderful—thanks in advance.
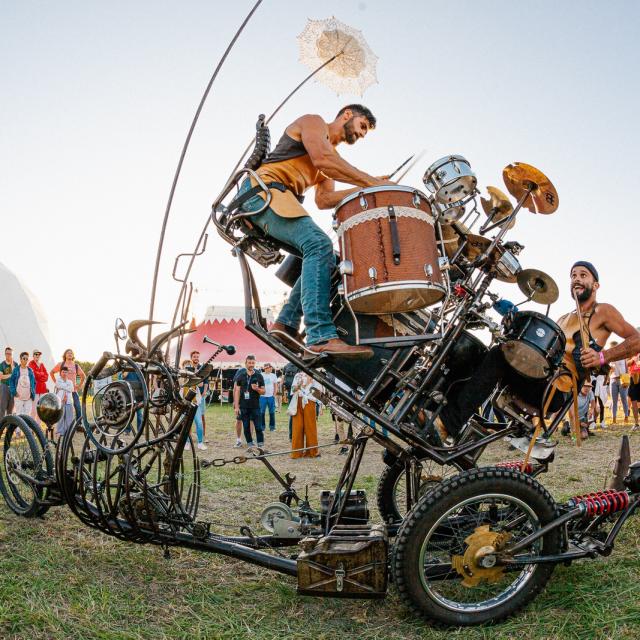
[387,205,401,265]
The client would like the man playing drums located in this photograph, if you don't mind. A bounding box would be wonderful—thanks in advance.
[237,105,392,358]
[440,261,640,439]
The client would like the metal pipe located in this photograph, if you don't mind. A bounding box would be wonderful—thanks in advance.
[147,0,265,349]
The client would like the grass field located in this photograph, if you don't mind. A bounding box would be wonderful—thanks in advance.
[1,404,640,640]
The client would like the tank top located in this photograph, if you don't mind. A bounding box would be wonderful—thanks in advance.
[556,305,602,386]
[253,132,323,218]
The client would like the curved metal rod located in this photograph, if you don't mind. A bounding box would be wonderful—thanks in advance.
[147,0,265,350]
[164,54,345,361]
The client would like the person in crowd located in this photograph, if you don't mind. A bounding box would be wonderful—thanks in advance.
[577,380,596,439]
[54,366,75,437]
[0,347,16,418]
[28,349,49,421]
[259,362,278,433]
[184,350,208,451]
[233,355,265,452]
[591,371,609,429]
[282,361,299,441]
[628,351,640,431]
[608,341,630,424]
[288,371,319,459]
[10,352,36,415]
[232,366,247,447]
[50,349,86,419]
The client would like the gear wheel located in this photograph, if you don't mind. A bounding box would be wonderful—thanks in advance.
[451,525,512,587]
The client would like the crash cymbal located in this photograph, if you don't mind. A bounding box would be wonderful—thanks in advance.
[481,186,515,229]
[502,162,559,214]
[517,268,559,304]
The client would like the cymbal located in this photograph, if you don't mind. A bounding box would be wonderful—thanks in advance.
[517,268,559,304]
[461,233,492,261]
[502,162,559,214]
[480,186,515,229]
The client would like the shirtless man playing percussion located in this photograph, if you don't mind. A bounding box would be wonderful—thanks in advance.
[440,261,640,438]
[238,104,392,358]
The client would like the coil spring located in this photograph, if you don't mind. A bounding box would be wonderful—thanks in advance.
[568,490,630,517]
[496,461,533,474]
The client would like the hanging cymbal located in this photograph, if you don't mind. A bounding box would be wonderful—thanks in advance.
[502,162,559,214]
[480,186,515,229]
[517,268,559,304]
[461,233,493,261]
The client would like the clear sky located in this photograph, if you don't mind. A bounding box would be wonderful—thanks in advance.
[2,1,639,362]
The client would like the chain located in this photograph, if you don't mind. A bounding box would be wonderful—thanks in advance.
[201,455,248,469]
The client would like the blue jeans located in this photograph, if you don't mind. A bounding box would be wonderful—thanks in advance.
[239,179,337,345]
[241,406,264,446]
[260,395,276,431]
[611,380,629,421]
[192,397,205,444]
[72,391,81,420]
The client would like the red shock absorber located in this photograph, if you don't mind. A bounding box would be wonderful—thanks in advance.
[496,461,534,474]
[568,490,630,517]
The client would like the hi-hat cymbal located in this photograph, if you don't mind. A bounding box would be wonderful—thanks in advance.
[517,268,559,304]
[480,186,515,229]
[502,162,559,214]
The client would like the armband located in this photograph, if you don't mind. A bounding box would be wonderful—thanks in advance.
[599,351,606,366]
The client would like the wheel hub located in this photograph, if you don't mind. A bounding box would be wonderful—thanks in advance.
[451,525,512,587]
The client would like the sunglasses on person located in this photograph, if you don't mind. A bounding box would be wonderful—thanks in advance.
[20,356,28,361]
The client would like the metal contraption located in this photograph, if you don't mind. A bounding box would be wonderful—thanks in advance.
[2,124,639,627]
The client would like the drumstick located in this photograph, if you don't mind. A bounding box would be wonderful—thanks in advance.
[572,288,590,352]
[395,150,426,183]
[388,154,414,180]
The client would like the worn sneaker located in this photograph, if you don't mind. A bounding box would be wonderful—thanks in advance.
[197,442,207,451]
[233,440,242,448]
[246,443,256,453]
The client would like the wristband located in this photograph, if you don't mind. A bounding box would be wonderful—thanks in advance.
[598,351,605,366]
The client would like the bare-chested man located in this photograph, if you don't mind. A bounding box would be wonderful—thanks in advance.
[237,104,392,358]
[440,260,640,437]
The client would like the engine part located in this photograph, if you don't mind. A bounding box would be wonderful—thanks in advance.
[320,490,369,527]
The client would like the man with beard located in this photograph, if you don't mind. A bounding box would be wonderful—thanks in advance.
[439,261,640,440]
[237,105,392,358]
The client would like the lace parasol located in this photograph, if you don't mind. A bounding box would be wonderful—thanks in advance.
[297,16,378,96]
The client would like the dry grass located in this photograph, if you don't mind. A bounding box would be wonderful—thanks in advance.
[1,404,639,639]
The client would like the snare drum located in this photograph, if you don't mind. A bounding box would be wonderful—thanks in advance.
[501,311,566,379]
[335,186,446,314]
[423,155,477,204]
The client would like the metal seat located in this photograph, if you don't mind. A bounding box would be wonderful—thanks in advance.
[212,115,300,267]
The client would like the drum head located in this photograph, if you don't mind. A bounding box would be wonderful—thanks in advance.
[348,283,446,314]
[502,341,550,379]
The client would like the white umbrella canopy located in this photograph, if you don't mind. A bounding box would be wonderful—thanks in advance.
[297,16,378,96]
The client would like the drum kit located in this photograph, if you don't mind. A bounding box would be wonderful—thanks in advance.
[328,152,565,392]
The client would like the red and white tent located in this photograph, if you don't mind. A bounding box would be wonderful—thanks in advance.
[179,306,287,368]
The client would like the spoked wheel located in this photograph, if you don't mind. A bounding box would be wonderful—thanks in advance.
[0,415,47,517]
[392,468,561,626]
[377,457,462,525]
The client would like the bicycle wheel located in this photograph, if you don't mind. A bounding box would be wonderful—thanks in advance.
[0,415,45,517]
[392,467,560,626]
[377,457,461,525]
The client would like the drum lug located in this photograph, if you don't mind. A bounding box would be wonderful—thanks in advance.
[368,267,377,285]
[332,216,339,231]
[337,283,345,296]
[412,191,421,208]
[424,264,434,281]
[359,192,368,210]
[339,260,353,276]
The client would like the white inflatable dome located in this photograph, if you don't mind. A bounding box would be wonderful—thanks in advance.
[0,262,55,368]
